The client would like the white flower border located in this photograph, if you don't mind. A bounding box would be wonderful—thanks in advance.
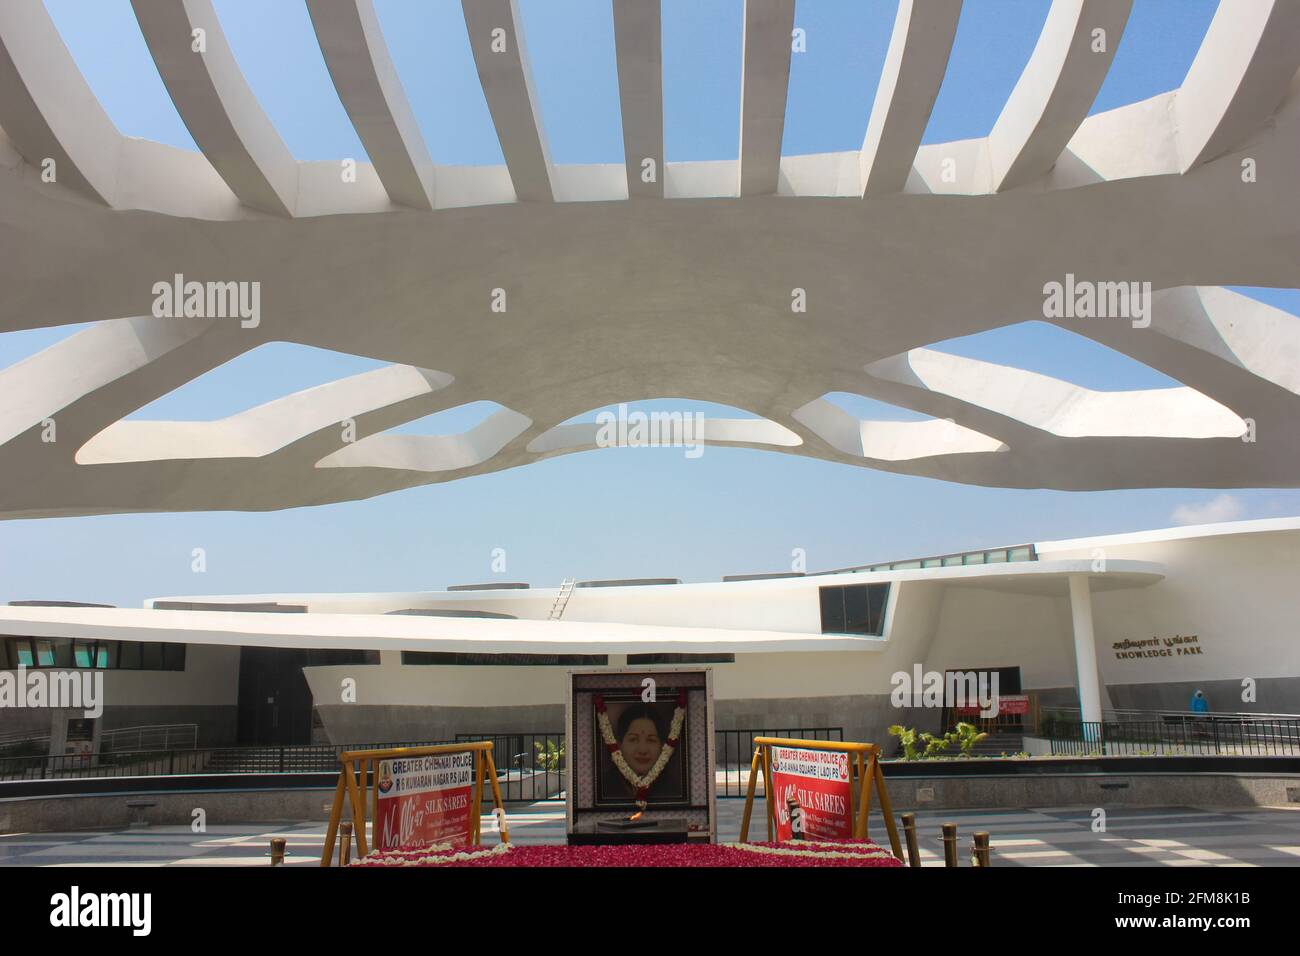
[355,841,513,867]
[722,841,895,862]
[597,703,686,809]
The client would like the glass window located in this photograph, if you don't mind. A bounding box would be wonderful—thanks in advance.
[73,641,93,668]
[96,642,116,669]
[15,639,34,666]
[964,553,985,565]
[140,643,164,670]
[34,640,55,666]
[867,583,889,635]
[1009,546,1033,562]
[627,653,735,664]
[986,550,1008,563]
[118,642,141,670]
[843,584,870,632]
[820,584,890,636]
[401,652,608,666]
[162,643,186,671]
[941,555,963,567]
[819,586,846,633]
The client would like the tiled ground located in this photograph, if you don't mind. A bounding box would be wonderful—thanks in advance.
[2,803,1298,867]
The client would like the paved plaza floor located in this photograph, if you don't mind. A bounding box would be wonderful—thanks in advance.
[2,803,1299,867]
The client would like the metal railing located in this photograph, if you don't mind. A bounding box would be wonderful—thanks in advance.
[101,723,198,753]
[820,545,1036,575]
[1046,715,1300,756]
[715,727,843,796]
[0,727,850,795]
[456,732,566,802]
[0,721,198,752]
[0,739,453,782]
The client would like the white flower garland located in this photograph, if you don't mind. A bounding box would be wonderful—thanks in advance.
[596,702,686,810]
[723,841,895,862]
[355,841,513,867]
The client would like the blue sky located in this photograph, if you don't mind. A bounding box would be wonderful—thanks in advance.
[4,0,1299,607]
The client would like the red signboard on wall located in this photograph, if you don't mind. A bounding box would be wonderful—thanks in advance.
[955,694,1029,717]
[769,746,853,842]
[375,752,475,849]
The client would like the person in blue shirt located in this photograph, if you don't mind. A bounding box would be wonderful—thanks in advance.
[1190,689,1209,713]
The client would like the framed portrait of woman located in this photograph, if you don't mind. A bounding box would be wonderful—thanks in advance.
[566,668,716,843]
[592,694,690,807]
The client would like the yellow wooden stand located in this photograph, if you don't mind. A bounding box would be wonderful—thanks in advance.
[320,740,509,867]
[738,736,903,861]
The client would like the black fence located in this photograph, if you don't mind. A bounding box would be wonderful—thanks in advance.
[1048,715,1300,756]
[0,739,452,782]
[454,732,566,802]
[715,727,844,797]
[0,727,847,798]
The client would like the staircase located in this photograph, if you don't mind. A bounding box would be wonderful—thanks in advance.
[548,578,576,620]
[966,730,1025,757]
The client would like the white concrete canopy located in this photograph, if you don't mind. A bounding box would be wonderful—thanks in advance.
[0,1,1298,517]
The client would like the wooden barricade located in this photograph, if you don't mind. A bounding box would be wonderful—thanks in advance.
[738,736,903,861]
[320,740,509,867]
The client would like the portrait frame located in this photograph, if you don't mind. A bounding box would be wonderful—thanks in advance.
[590,692,690,808]
[565,668,716,843]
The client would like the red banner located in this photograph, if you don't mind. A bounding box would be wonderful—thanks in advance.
[955,694,1029,716]
[769,746,853,842]
[375,751,476,849]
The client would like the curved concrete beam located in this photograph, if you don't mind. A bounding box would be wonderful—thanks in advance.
[867,348,1246,440]
[132,0,299,216]
[859,0,962,197]
[792,398,1006,461]
[613,0,663,200]
[0,2,121,204]
[306,0,434,210]
[739,0,796,196]
[77,364,454,464]
[461,0,553,202]
[318,406,531,472]
[989,0,1132,192]
[1174,0,1300,172]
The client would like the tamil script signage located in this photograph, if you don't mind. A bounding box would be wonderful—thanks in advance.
[375,752,475,849]
[769,746,852,841]
[1113,635,1203,660]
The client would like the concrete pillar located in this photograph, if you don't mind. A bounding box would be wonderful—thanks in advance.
[1068,574,1103,725]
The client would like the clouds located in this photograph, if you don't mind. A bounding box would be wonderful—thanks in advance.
[1171,494,1245,526]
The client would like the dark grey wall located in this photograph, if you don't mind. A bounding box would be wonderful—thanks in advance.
[315,703,566,744]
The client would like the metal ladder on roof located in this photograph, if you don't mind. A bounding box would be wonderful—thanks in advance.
[548,577,576,620]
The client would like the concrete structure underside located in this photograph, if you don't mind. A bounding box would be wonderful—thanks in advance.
[0,2,1299,518]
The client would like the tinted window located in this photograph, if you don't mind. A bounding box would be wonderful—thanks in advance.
[401,652,608,666]
[118,642,141,669]
[819,584,890,636]
[819,586,845,633]
[162,643,187,671]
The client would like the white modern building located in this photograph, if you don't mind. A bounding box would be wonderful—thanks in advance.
[1,516,1296,752]
[0,4,1298,758]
